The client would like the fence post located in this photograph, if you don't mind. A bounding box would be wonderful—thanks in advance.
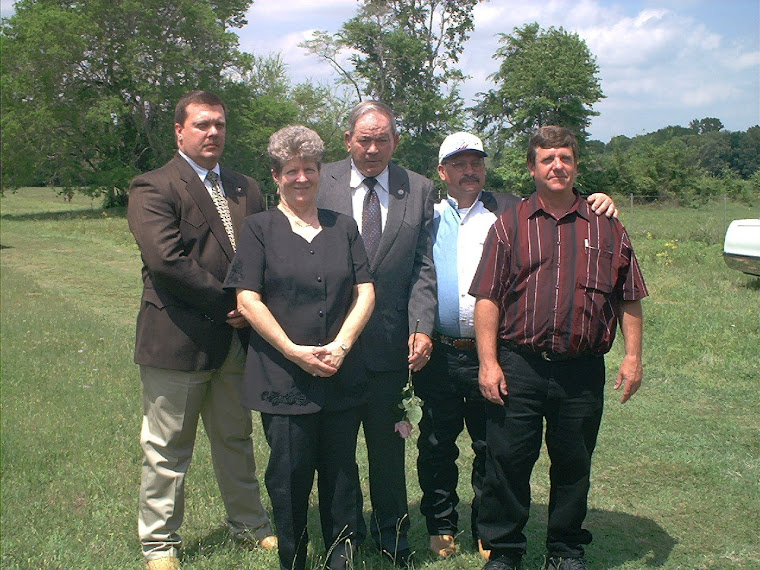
[630,193,634,223]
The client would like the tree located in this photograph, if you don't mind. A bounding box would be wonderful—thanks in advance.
[474,23,604,152]
[689,117,724,134]
[728,126,760,179]
[301,0,480,178]
[222,52,355,197]
[1,0,251,205]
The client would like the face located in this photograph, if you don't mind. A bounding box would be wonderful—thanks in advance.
[528,146,577,195]
[345,111,399,178]
[438,151,486,207]
[175,103,226,170]
[272,158,320,209]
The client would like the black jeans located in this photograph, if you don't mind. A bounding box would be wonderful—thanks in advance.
[415,341,487,540]
[478,346,605,559]
[262,407,365,570]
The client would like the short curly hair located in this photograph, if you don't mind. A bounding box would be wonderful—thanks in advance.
[267,125,325,174]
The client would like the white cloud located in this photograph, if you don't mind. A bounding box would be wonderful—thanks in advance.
[245,0,356,25]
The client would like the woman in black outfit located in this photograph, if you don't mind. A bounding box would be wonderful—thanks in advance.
[224,125,375,570]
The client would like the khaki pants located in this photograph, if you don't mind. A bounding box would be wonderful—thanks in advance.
[138,335,271,561]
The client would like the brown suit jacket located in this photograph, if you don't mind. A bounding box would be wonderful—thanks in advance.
[127,153,265,371]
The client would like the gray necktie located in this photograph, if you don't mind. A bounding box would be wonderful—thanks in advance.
[361,177,381,261]
[206,170,236,252]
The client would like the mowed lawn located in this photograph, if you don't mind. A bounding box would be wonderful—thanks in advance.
[1,188,758,569]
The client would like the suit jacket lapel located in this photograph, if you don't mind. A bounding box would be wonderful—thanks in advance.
[221,167,247,245]
[374,161,408,267]
[175,155,236,262]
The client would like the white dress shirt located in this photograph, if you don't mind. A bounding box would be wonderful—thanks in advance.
[349,161,390,233]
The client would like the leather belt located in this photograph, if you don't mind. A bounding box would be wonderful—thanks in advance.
[500,341,592,362]
[434,333,476,351]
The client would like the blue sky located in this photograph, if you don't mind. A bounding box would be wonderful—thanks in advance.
[3,0,758,142]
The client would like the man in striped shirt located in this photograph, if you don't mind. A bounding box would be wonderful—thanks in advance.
[470,126,647,570]
[416,132,618,562]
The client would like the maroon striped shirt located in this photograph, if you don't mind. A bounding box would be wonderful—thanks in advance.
[469,191,648,356]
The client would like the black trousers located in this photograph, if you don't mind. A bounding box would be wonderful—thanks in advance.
[478,347,605,559]
[361,369,410,554]
[415,341,487,540]
[262,407,365,570]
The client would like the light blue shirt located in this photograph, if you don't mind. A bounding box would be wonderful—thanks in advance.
[432,193,498,338]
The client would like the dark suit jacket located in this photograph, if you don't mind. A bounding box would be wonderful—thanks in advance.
[127,154,265,371]
[318,158,437,371]
[481,190,522,216]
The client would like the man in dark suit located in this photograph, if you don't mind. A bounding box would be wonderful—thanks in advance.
[127,90,274,570]
[317,100,437,566]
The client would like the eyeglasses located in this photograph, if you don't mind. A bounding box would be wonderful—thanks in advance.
[445,158,485,172]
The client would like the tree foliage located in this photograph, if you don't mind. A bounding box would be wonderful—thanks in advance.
[222,62,353,196]
[302,0,480,178]
[1,0,251,204]
[474,22,604,153]
[689,117,724,135]
[590,121,759,206]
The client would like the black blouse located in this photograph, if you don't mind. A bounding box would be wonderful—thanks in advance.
[224,208,373,414]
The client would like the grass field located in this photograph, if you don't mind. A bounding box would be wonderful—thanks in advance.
[1,188,758,569]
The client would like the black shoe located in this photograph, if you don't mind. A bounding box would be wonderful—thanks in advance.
[545,556,588,570]
[483,553,523,570]
[381,547,412,567]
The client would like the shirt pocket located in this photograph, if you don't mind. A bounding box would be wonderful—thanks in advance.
[578,245,615,294]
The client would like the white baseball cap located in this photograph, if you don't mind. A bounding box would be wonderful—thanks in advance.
[438,132,487,164]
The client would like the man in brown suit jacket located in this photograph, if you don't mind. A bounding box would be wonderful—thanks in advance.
[127,90,274,570]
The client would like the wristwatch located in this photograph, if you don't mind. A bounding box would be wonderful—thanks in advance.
[339,342,350,354]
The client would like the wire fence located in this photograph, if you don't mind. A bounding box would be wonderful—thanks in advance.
[620,193,759,238]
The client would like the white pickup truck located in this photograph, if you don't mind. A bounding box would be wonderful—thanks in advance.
[723,218,760,276]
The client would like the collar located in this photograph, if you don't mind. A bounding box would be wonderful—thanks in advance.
[349,160,390,193]
[445,191,485,220]
[525,189,588,221]
[179,150,220,182]
[446,190,483,211]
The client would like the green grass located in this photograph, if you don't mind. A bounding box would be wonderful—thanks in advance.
[2,189,759,569]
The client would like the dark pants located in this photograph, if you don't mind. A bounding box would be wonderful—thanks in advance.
[262,407,365,570]
[361,369,410,554]
[479,347,605,559]
[416,341,487,541]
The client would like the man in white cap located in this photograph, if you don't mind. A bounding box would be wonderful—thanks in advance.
[415,132,616,560]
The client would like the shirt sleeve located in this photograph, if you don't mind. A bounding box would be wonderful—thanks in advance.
[223,216,265,293]
[468,218,511,301]
[619,230,649,301]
